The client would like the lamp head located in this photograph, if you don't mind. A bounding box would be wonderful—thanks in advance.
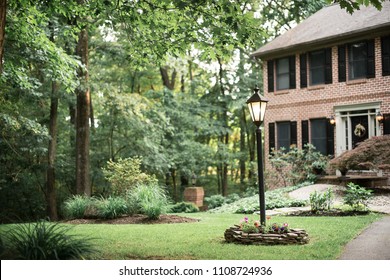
[246,85,268,127]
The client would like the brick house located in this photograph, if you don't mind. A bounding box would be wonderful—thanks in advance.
[251,3,390,177]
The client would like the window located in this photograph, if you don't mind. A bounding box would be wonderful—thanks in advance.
[346,40,375,80]
[310,118,334,156]
[310,50,326,85]
[276,121,297,152]
[267,56,296,92]
[276,58,290,90]
[348,42,367,79]
[311,119,327,155]
[300,48,332,87]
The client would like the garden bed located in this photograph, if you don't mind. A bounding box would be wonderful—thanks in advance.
[224,226,309,245]
[64,214,200,225]
[286,209,370,217]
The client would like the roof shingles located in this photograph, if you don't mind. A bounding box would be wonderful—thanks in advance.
[252,2,390,59]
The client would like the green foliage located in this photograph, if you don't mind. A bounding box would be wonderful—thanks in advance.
[210,184,308,214]
[204,195,226,209]
[96,196,128,219]
[102,157,157,196]
[168,202,199,213]
[268,144,329,188]
[128,183,170,220]
[0,235,4,257]
[343,183,373,211]
[63,195,93,219]
[3,220,96,260]
[330,0,385,14]
[309,188,334,213]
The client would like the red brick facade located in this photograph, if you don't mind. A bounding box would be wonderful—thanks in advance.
[262,36,390,168]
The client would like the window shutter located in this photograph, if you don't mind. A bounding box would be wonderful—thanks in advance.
[289,55,296,89]
[290,121,297,147]
[325,48,332,84]
[338,45,346,82]
[300,54,307,88]
[382,36,390,76]
[383,114,390,135]
[269,123,276,153]
[267,60,274,92]
[367,39,375,78]
[301,120,309,147]
[326,119,335,156]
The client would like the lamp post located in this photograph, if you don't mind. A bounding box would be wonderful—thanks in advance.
[246,85,268,226]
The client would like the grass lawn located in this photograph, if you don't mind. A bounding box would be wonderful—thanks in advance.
[42,212,383,260]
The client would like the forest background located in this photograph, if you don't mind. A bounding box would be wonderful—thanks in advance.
[0,0,384,222]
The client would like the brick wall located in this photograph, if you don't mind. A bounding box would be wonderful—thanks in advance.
[262,36,390,173]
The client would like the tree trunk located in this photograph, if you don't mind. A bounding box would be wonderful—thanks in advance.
[0,0,6,75]
[46,81,59,221]
[222,133,229,197]
[160,66,176,90]
[240,108,246,184]
[171,168,177,202]
[75,27,91,196]
[217,56,229,197]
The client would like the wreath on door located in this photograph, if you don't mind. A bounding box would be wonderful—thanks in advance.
[354,123,366,138]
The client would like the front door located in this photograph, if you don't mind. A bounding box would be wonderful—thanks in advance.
[351,115,369,148]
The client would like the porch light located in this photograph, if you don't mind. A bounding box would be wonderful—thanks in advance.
[376,112,384,123]
[330,116,336,126]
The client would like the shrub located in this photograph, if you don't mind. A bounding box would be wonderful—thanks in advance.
[329,135,390,173]
[0,235,4,257]
[3,220,96,260]
[96,196,128,219]
[225,193,241,204]
[268,144,329,188]
[168,202,199,213]
[309,188,333,213]
[343,182,373,211]
[102,157,158,195]
[204,195,226,209]
[128,183,169,220]
[63,195,93,219]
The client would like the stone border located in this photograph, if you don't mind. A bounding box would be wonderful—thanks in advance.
[224,226,309,245]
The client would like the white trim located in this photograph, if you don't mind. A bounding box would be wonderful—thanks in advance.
[334,102,382,156]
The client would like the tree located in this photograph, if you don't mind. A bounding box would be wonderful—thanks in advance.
[0,0,6,74]
[330,0,386,14]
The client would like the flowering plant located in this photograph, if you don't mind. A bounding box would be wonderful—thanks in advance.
[239,217,261,233]
[239,217,289,234]
[269,222,289,233]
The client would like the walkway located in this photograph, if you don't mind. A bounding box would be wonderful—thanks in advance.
[269,184,390,260]
[339,216,390,260]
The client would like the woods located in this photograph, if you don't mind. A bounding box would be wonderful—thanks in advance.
[0,0,383,221]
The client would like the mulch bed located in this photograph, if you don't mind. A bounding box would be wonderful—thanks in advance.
[64,214,200,225]
[287,209,370,217]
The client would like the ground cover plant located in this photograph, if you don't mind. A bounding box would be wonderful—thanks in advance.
[0,212,379,260]
[209,184,308,214]
[1,220,96,260]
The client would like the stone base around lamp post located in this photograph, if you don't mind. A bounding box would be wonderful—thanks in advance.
[224,226,309,245]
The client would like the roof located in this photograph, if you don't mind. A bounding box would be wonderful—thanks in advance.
[251,2,390,59]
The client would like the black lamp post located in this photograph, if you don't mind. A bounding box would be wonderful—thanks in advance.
[246,85,268,226]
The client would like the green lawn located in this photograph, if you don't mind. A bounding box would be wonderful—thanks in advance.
[43,212,383,260]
